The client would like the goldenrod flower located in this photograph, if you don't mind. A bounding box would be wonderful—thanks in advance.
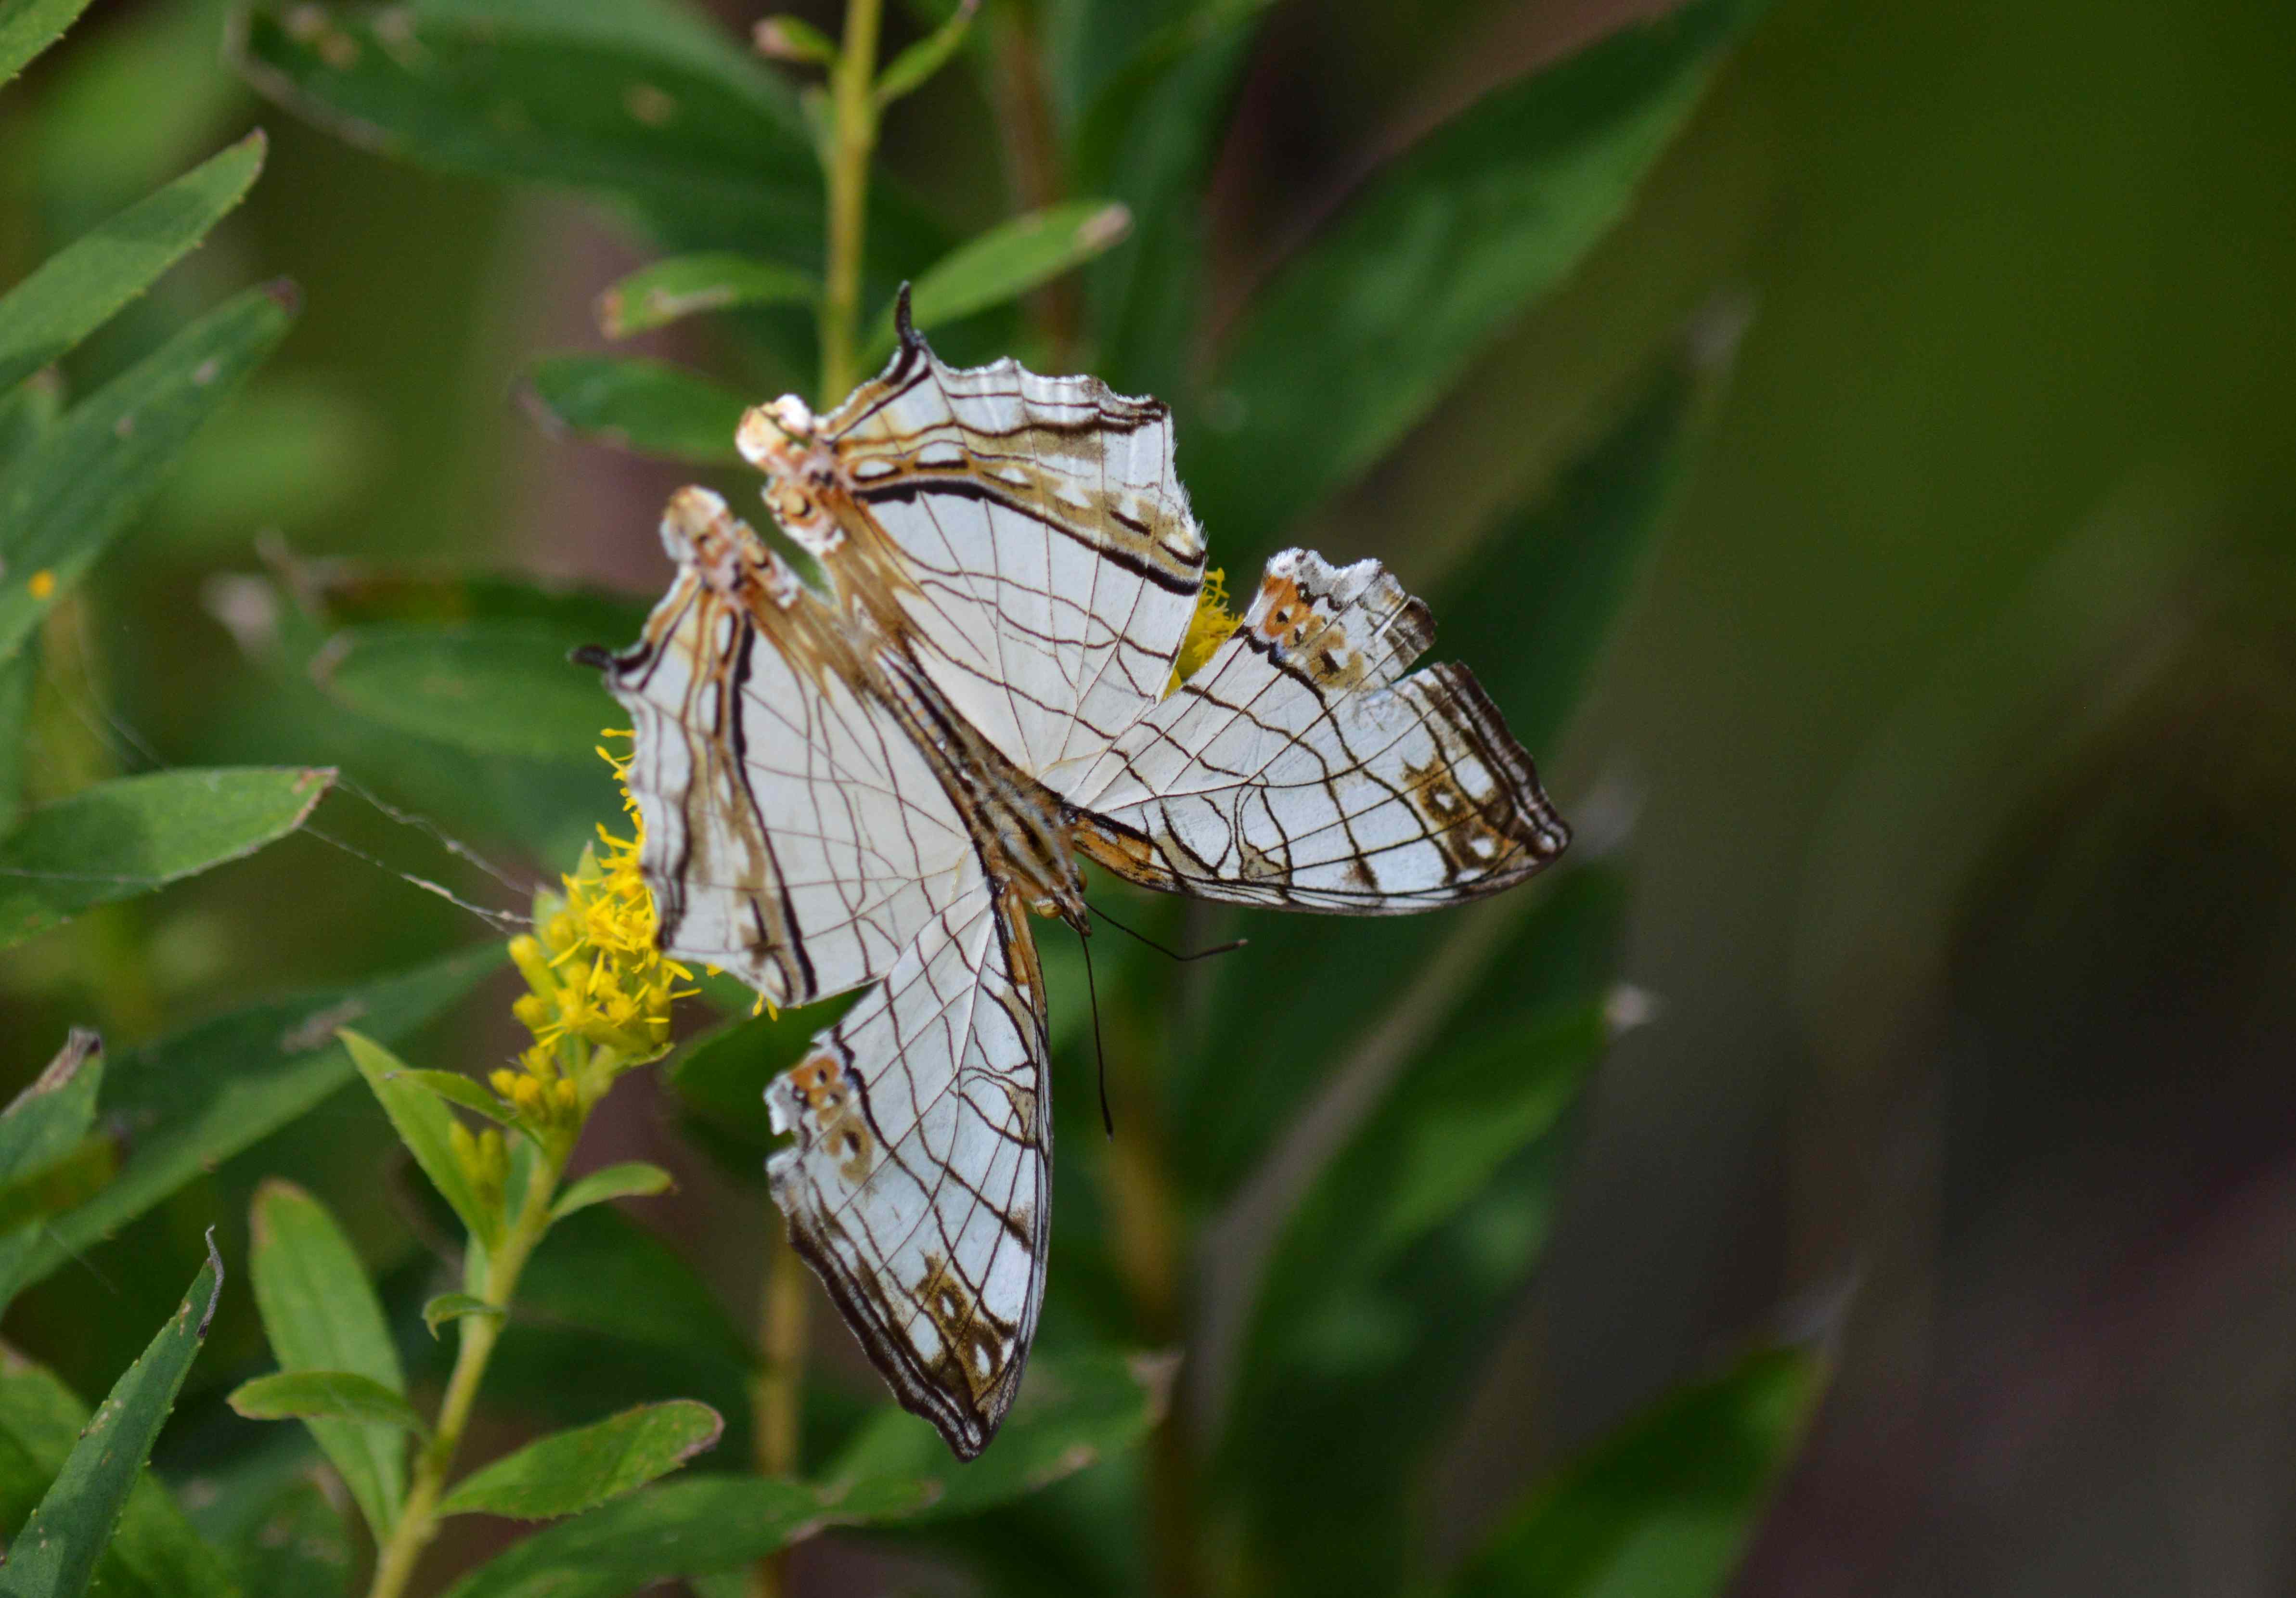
[1171,567,1236,691]
[496,736,693,1131]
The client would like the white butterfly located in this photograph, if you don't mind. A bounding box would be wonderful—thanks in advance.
[586,297,1569,1458]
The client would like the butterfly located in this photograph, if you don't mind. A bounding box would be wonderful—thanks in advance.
[584,293,1569,1459]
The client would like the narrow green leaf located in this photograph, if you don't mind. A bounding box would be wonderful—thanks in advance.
[228,1371,427,1435]
[1185,0,1755,547]
[438,1400,722,1521]
[314,624,617,764]
[0,0,96,85]
[0,132,267,397]
[0,944,502,1302]
[0,1233,222,1598]
[248,1178,410,1537]
[595,252,814,338]
[1217,871,1628,1598]
[1444,1348,1825,1598]
[422,1292,503,1340]
[344,1028,497,1248]
[0,1350,237,1598]
[0,1134,111,1233]
[0,635,35,835]
[867,200,1131,364]
[872,0,976,108]
[524,355,748,464]
[391,1068,514,1124]
[0,372,62,477]
[0,1028,103,1188]
[829,1348,1173,1522]
[0,765,334,951]
[438,1475,932,1598]
[550,1161,674,1220]
[0,281,297,662]
[226,1471,352,1598]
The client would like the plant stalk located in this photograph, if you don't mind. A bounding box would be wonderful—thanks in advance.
[817,0,885,405]
[365,1146,566,1598]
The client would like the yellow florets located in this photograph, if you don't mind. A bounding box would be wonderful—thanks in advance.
[1170,567,1235,692]
[499,735,694,1121]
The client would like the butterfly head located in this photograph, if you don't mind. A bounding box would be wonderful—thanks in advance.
[739,397,845,554]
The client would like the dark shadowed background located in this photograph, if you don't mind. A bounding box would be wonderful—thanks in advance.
[4,0,2293,1593]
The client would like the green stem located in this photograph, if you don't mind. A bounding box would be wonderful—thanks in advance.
[365,1143,567,1598]
[746,1214,811,1598]
[817,0,885,405]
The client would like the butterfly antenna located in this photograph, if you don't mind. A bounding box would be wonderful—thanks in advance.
[1076,924,1115,1140]
[1088,902,1248,964]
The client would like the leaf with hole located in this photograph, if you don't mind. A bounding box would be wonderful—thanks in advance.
[248,1179,412,1535]
[0,280,297,662]
[0,765,333,951]
[439,1400,722,1521]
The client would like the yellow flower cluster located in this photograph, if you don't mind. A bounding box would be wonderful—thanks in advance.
[494,737,691,1126]
[1170,567,1236,691]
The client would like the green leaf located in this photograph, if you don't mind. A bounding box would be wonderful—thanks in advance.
[0,1133,112,1233]
[314,623,618,763]
[229,0,819,256]
[422,1291,503,1340]
[595,251,814,337]
[0,281,297,662]
[1443,1348,1825,1598]
[0,372,62,477]
[0,131,266,398]
[225,1471,353,1598]
[1184,0,1754,548]
[750,14,835,69]
[873,0,976,108]
[0,765,334,952]
[0,1352,237,1598]
[393,1068,514,1124]
[0,634,39,834]
[438,1475,933,1598]
[248,1178,411,1536]
[438,1400,722,1521]
[551,1161,674,1219]
[515,1204,749,1368]
[0,1233,222,1598]
[228,1370,428,1435]
[867,200,1131,365]
[828,1348,1174,1522]
[665,1005,833,1175]
[0,0,96,85]
[524,355,748,463]
[0,944,502,1302]
[1219,876,1626,1598]
[343,1028,498,1248]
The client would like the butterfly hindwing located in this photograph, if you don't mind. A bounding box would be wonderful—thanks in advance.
[764,882,1051,1459]
[1070,548,1569,911]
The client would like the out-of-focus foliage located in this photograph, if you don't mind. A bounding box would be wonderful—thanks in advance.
[13,0,2293,1592]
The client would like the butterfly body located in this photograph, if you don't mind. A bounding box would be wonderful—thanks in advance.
[590,298,1568,1458]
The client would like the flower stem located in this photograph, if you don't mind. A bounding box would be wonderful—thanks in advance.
[817,0,884,405]
[746,1211,812,1598]
[365,1144,566,1598]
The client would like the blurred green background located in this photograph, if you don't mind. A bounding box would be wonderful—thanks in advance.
[4,0,2294,1592]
